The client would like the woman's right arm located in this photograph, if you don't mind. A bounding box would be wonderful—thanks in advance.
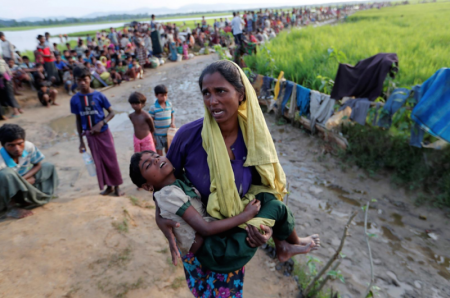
[155,201,181,265]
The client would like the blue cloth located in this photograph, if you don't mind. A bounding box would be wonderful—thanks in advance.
[281,81,294,115]
[70,91,111,133]
[182,252,244,298]
[377,88,411,128]
[54,60,67,70]
[410,84,425,147]
[411,68,450,143]
[262,76,273,98]
[169,42,178,61]
[339,98,371,126]
[0,141,44,176]
[296,84,311,116]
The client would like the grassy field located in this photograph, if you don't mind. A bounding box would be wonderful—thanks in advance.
[245,2,450,205]
[0,12,231,32]
[245,2,450,90]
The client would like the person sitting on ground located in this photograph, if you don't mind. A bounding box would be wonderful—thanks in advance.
[116,60,127,79]
[19,56,37,90]
[62,50,71,61]
[71,66,124,196]
[54,54,69,82]
[132,59,143,79]
[109,67,122,86]
[149,84,175,155]
[128,92,156,153]
[7,58,32,94]
[0,124,58,219]
[0,56,22,118]
[63,67,77,96]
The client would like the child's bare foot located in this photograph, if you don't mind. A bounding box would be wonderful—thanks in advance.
[51,102,59,106]
[100,186,114,196]
[299,234,320,247]
[274,239,317,263]
[114,186,125,196]
[6,208,34,219]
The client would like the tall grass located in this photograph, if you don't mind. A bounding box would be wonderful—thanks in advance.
[245,2,450,205]
[245,2,450,90]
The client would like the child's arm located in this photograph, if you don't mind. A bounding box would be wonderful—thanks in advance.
[145,113,156,133]
[182,199,261,237]
[170,109,176,128]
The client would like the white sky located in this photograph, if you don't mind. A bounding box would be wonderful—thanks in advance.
[2,0,345,20]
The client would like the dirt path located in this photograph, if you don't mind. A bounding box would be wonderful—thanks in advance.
[1,54,449,298]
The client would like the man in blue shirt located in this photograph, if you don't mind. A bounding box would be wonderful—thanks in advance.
[71,66,124,197]
[0,124,58,219]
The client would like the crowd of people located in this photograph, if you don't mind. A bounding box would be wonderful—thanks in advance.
[0,5,361,120]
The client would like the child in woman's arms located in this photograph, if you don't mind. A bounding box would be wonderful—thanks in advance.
[129,150,319,265]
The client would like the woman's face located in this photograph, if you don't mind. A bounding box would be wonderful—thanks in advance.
[202,71,244,125]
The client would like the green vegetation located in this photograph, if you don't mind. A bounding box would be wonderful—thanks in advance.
[245,2,450,89]
[245,2,450,205]
[340,125,450,206]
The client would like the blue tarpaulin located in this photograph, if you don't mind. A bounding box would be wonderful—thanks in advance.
[411,68,450,143]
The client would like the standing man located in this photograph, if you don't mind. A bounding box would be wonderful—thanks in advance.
[108,28,119,51]
[0,124,58,219]
[44,32,54,52]
[231,12,244,45]
[0,32,15,62]
[71,66,124,196]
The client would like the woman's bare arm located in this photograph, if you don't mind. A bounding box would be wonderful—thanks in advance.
[182,199,260,237]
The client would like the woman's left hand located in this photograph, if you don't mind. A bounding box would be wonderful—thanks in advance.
[245,224,273,247]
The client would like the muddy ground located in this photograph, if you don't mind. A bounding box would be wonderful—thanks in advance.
[0,54,449,298]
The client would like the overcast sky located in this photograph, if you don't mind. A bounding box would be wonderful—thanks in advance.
[2,0,345,19]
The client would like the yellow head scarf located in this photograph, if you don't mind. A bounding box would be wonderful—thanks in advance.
[201,60,287,230]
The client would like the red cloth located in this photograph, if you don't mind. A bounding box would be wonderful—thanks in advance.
[86,128,123,189]
[37,47,54,63]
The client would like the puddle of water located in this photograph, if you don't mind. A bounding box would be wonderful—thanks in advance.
[420,246,450,279]
[390,213,404,227]
[338,194,361,207]
[382,226,400,242]
[49,115,77,137]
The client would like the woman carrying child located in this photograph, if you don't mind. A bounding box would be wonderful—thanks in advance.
[143,60,320,297]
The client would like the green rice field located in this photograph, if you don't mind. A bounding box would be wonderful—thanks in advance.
[245,2,450,90]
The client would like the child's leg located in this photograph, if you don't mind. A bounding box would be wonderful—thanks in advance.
[255,192,320,262]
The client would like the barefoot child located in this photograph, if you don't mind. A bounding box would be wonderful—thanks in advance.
[128,92,156,153]
[71,66,124,196]
[149,85,175,155]
[129,150,320,269]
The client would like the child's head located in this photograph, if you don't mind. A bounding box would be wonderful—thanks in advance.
[35,63,44,72]
[128,91,146,112]
[154,84,168,102]
[118,60,123,66]
[22,56,29,63]
[129,150,175,191]
[55,55,62,62]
